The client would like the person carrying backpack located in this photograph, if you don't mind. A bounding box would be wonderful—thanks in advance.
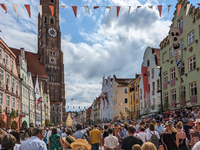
[146,124,160,147]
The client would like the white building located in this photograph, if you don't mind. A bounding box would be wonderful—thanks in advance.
[139,47,161,116]
[101,76,112,122]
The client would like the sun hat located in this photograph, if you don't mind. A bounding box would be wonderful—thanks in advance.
[62,135,76,146]
[70,139,91,150]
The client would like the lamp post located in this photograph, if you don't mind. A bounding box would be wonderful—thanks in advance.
[157,66,163,114]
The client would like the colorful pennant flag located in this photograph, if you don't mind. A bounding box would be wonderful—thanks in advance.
[158,5,162,17]
[117,6,120,17]
[106,6,111,12]
[148,6,153,9]
[0,30,2,32]
[128,6,131,14]
[168,5,172,13]
[186,4,191,16]
[84,6,90,15]
[12,4,18,17]
[0,4,7,14]
[177,4,181,16]
[49,5,54,15]
[24,5,31,18]
[136,6,141,12]
[60,5,65,9]
[72,6,77,17]
[94,6,99,9]
[37,5,42,17]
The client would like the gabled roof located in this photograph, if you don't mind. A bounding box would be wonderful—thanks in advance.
[10,47,48,79]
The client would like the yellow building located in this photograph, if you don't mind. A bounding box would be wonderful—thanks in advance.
[128,74,141,119]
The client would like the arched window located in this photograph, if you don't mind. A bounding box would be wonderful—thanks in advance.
[50,18,54,25]
[52,107,54,111]
[51,0,54,4]
[57,116,59,122]
[44,17,47,23]
[52,116,54,122]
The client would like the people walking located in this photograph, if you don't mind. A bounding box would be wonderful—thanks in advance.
[90,124,101,150]
[104,128,119,150]
[49,128,62,150]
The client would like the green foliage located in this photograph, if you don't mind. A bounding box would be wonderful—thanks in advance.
[9,110,17,119]
[120,111,125,120]
[45,119,51,127]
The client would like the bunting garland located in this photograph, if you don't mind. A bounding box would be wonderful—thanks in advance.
[177,4,182,16]
[24,4,31,18]
[116,6,120,17]
[84,6,90,15]
[168,5,172,13]
[148,6,153,9]
[0,4,7,14]
[49,5,54,15]
[158,5,162,17]
[128,6,131,14]
[94,6,99,9]
[72,6,77,17]
[36,5,42,17]
[186,4,191,16]
[60,5,65,9]
[136,6,141,12]
[106,6,111,12]
[12,4,18,17]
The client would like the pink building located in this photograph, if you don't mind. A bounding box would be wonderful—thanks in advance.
[0,38,21,130]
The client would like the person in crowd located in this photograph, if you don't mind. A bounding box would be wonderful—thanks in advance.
[62,129,67,138]
[141,142,157,150]
[102,125,109,147]
[192,140,200,150]
[155,120,164,136]
[62,128,76,149]
[146,123,160,147]
[73,123,89,142]
[136,122,141,133]
[10,130,21,150]
[7,127,12,133]
[132,144,141,150]
[113,127,122,150]
[184,118,194,149]
[192,120,200,139]
[193,109,199,119]
[176,121,188,150]
[121,125,143,150]
[165,122,177,141]
[138,126,146,143]
[49,128,62,150]
[70,139,91,150]
[145,123,149,133]
[99,127,103,148]
[44,128,49,149]
[0,134,3,149]
[19,128,47,150]
[1,134,16,150]
[120,124,128,139]
[104,128,119,150]
[59,127,63,137]
[190,129,199,149]
[90,124,101,150]
[159,133,179,150]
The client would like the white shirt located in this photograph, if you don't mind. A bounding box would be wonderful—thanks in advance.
[146,130,160,141]
[192,141,200,150]
[145,128,150,133]
[139,132,146,143]
[46,130,52,144]
[14,144,21,150]
[133,133,141,139]
[104,134,119,148]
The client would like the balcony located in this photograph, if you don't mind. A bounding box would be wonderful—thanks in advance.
[171,101,175,108]
[170,79,175,87]
[191,95,197,104]
[152,90,155,96]
[163,82,167,90]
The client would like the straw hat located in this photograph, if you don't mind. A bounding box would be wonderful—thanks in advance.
[70,139,91,150]
[62,135,76,146]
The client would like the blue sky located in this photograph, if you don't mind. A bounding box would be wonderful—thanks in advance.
[0,0,199,112]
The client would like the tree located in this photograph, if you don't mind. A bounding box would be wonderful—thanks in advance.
[8,110,17,128]
[125,108,135,120]
[45,119,51,127]
[120,111,125,121]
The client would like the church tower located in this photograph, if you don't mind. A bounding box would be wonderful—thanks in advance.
[38,0,66,124]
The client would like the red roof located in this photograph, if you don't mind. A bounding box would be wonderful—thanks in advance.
[10,47,48,79]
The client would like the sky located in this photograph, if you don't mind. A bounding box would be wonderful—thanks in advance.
[0,0,199,112]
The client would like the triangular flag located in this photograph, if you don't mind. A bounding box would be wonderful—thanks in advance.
[106,6,111,12]
[0,4,7,14]
[148,6,153,9]
[136,6,141,12]
[12,4,18,17]
[198,4,200,10]
[84,6,90,15]
[49,5,54,15]
[94,6,99,9]
[168,5,172,13]
[116,6,120,17]
[72,6,77,17]
[128,6,131,14]
[24,5,31,18]
[177,4,181,16]
[186,4,191,16]
[37,5,42,17]
[60,5,65,9]
[158,5,162,17]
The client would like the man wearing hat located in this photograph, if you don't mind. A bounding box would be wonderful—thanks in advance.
[184,118,194,149]
[120,124,128,139]
[155,120,163,136]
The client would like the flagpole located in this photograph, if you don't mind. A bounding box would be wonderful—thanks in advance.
[41,98,42,127]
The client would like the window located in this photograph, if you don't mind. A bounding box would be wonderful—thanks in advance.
[152,82,155,92]
[5,54,8,66]
[140,102,143,109]
[163,72,168,83]
[136,105,138,111]
[44,17,47,23]
[51,0,54,3]
[164,93,168,101]
[6,95,10,107]
[16,81,19,93]
[0,48,2,62]
[125,107,128,112]
[12,98,15,109]
[148,71,150,77]
[181,62,185,75]
[153,98,155,106]
[157,96,160,105]
[50,18,54,24]
[11,59,14,71]
[180,86,186,98]
[136,93,138,99]
[171,90,176,101]
[189,56,196,71]
[124,88,128,94]
[181,39,184,50]
[190,82,197,96]
[124,98,128,104]
[162,51,167,63]
[140,89,142,98]
[178,17,183,28]
[147,60,150,67]
[6,73,10,85]
[151,68,154,76]
[52,116,54,122]
[0,69,4,82]
[0,92,3,105]
[188,31,195,45]
[131,106,133,112]
[171,68,175,79]
[157,79,160,89]
[12,77,15,91]
[148,84,150,92]
[170,47,174,57]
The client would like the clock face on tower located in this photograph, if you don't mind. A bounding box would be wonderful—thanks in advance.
[48,28,57,37]
[49,57,56,64]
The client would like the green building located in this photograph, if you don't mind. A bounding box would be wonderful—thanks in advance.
[160,0,200,111]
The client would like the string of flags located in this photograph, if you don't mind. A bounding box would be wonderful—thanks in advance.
[0,3,200,18]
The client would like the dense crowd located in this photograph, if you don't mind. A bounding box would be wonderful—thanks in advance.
[1,107,200,150]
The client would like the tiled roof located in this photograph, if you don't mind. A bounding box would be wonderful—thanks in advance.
[10,47,48,79]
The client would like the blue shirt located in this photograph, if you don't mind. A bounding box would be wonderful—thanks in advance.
[19,136,47,150]
[155,125,163,133]
[73,130,85,139]
[58,130,63,137]
[120,129,128,138]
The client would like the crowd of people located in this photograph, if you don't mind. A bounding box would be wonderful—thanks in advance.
[0,107,200,150]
